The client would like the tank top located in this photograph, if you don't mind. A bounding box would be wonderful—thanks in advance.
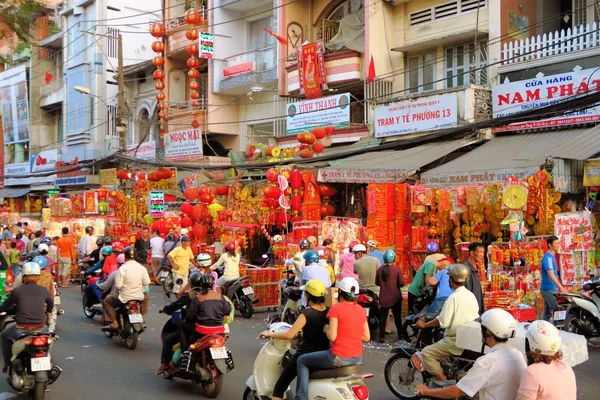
[296,306,330,356]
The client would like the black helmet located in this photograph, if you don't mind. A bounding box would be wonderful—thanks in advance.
[166,233,175,241]
[124,246,135,260]
[189,272,202,289]
[96,237,105,247]
[199,274,215,290]
[85,226,94,234]
[103,236,112,245]
[300,239,310,250]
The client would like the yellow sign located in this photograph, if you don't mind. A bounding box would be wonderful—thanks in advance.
[99,168,117,186]
[584,160,600,186]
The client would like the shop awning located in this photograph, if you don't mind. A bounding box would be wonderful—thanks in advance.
[421,128,600,187]
[316,139,474,183]
[0,187,31,198]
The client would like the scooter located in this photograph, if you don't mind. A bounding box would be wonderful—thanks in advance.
[244,322,373,400]
[267,272,302,326]
[357,289,380,332]
[215,265,258,319]
[101,300,145,350]
[553,278,600,338]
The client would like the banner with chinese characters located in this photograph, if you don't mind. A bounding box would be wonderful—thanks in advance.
[300,42,322,99]
[99,168,117,186]
[555,211,595,285]
[84,191,98,214]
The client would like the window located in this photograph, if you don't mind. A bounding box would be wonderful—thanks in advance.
[410,0,486,26]
[1,70,30,165]
[573,0,600,27]
[406,51,436,94]
[248,17,274,50]
[444,41,488,88]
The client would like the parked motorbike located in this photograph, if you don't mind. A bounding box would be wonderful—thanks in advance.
[157,265,175,294]
[101,300,145,350]
[357,289,381,332]
[215,265,258,319]
[159,307,234,398]
[7,330,62,400]
[553,278,600,338]
[245,322,372,399]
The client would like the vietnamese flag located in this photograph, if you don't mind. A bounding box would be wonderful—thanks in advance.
[263,28,288,46]
[44,71,53,84]
[367,55,375,83]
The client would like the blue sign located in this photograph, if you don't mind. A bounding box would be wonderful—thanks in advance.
[55,176,88,186]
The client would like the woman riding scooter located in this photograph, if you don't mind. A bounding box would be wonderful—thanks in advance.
[295,277,370,400]
[259,279,330,400]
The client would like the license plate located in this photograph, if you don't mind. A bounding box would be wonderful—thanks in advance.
[242,287,254,295]
[364,307,370,316]
[209,346,229,360]
[554,310,567,321]
[54,296,61,305]
[129,313,144,324]
[161,271,169,278]
[31,357,51,372]
[224,325,230,334]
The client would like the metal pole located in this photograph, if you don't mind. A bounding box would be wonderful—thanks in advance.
[117,33,127,150]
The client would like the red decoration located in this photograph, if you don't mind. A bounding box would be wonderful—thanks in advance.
[157,102,166,110]
[291,194,302,211]
[150,22,166,38]
[186,44,199,55]
[320,204,335,218]
[367,54,376,84]
[151,40,164,53]
[183,187,199,201]
[189,80,199,90]
[215,185,230,196]
[318,183,337,198]
[191,119,200,129]
[190,91,200,99]
[137,181,147,189]
[312,142,324,153]
[116,169,129,179]
[156,92,165,101]
[152,56,165,67]
[151,220,169,235]
[187,57,200,69]
[192,224,208,240]
[157,111,166,119]
[44,72,53,84]
[297,132,317,144]
[184,8,203,25]
[264,185,282,199]
[298,148,314,159]
[290,171,302,189]
[325,126,335,135]
[186,29,199,41]
[108,201,117,209]
[198,185,212,195]
[180,202,194,216]
[155,80,165,90]
[153,69,165,80]
[192,204,208,221]
[137,172,147,180]
[188,69,200,79]
[199,192,215,204]
[180,216,193,228]
[312,127,326,139]
[262,28,288,46]
[266,168,279,183]
[192,100,201,107]
[157,167,172,179]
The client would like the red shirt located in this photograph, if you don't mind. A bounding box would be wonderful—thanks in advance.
[102,254,118,276]
[327,302,366,359]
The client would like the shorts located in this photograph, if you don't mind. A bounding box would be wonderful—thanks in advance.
[59,257,72,276]
[172,271,189,294]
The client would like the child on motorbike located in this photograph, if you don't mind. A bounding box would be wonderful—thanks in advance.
[259,279,330,400]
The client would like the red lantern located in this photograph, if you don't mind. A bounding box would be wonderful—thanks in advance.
[279,168,291,180]
[108,201,117,209]
[183,187,199,201]
[187,57,200,69]
[157,111,166,119]
[291,194,301,211]
[297,132,317,144]
[278,212,289,225]
[215,185,230,196]
[198,185,212,195]
[325,125,335,135]
[151,40,164,53]
[150,22,166,38]
[151,220,169,235]
[184,8,202,25]
[116,169,129,179]
[148,172,158,182]
[189,80,199,90]
[156,92,165,101]
[318,183,337,198]
[312,142,324,153]
[320,204,335,218]
[312,126,326,139]
[186,44,199,55]
[199,192,215,204]
[158,167,172,180]
[180,202,194,216]
[190,91,200,100]
[290,171,302,189]
[157,102,166,110]
[180,216,193,228]
[188,68,200,79]
[152,56,165,67]
[298,148,314,159]
[264,185,282,199]
[266,168,279,183]
[192,100,201,107]
[186,29,199,41]
[109,190,118,198]
[192,204,208,221]
[155,80,165,90]
[192,224,208,240]
[153,69,165,80]
[137,172,147,180]
[137,181,147,189]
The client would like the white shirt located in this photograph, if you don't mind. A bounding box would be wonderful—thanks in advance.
[78,235,95,256]
[48,245,58,263]
[150,236,165,259]
[437,286,480,340]
[457,343,527,400]
[115,260,150,303]
[210,252,240,280]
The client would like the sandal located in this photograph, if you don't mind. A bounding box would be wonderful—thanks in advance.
[156,364,169,375]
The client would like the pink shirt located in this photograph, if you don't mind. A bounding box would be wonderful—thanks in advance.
[516,361,576,400]
[339,252,357,279]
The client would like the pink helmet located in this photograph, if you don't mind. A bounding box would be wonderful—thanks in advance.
[116,254,126,265]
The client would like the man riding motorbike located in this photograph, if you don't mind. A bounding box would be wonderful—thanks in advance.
[210,241,240,293]
[299,250,331,308]
[417,308,527,400]
[290,239,311,282]
[96,253,127,300]
[0,262,54,372]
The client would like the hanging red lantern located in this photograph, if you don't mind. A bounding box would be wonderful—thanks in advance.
[155,80,165,90]
[264,185,282,199]
[192,224,208,240]
[312,126,327,139]
[268,198,279,209]
[187,57,200,69]
[320,204,335,218]
[149,172,158,182]
[156,92,165,101]
[192,204,208,221]
[290,171,302,189]
[318,183,337,198]
[298,148,314,159]
[291,194,301,211]
[188,68,200,79]
[150,22,166,38]
[199,192,215,204]
[189,80,199,90]
[151,40,164,53]
[191,100,201,107]
[157,102,166,110]
[325,125,335,135]
[108,201,117,209]
[151,220,169,235]
[137,172,147,180]
[180,216,193,228]
[180,202,194,216]
[190,91,200,100]
[186,29,199,41]
[184,8,202,25]
[183,187,199,201]
[278,212,289,225]
[186,43,199,55]
[152,56,165,67]
[109,190,118,198]
[157,111,166,119]
[156,167,170,180]
[312,142,324,153]
[116,169,128,179]
[279,168,291,180]
[215,185,230,196]
[137,181,147,189]
[153,69,165,80]
[266,168,279,183]
[297,132,317,144]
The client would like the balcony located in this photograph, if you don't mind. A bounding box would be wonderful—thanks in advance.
[165,14,208,58]
[165,99,208,132]
[218,46,277,94]
[220,0,271,12]
[40,78,64,108]
[36,14,62,49]
[500,23,600,71]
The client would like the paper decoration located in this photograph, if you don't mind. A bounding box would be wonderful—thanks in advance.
[466,187,479,205]
[84,191,98,214]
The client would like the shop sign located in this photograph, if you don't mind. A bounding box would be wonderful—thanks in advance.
[55,175,87,186]
[286,93,350,134]
[164,128,203,161]
[421,166,540,188]
[55,158,90,186]
[4,162,28,176]
[317,167,412,184]
[126,141,156,160]
[374,93,458,138]
[199,32,214,59]
[493,67,600,132]
[149,190,165,218]
[584,160,600,186]
[223,61,255,77]
[99,168,117,186]
[30,149,58,173]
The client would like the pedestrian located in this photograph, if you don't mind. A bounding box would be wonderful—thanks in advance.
[322,239,337,273]
[1,225,11,241]
[78,226,95,258]
[167,236,198,293]
[15,233,25,253]
[8,242,20,275]
[48,236,59,264]
[57,227,76,288]
[464,242,486,315]
[134,227,151,271]
[367,240,385,265]
[376,249,404,343]
[540,236,566,322]
[0,239,7,257]
[149,229,165,284]
[339,241,358,279]
[352,244,380,294]
[25,232,36,253]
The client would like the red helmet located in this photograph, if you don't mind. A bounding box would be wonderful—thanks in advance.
[349,240,359,251]
[112,241,124,253]
[225,241,236,251]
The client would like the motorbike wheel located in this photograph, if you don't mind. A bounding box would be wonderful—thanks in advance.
[239,297,254,319]
[401,319,417,342]
[31,381,46,400]
[242,387,259,400]
[82,295,95,319]
[384,352,425,400]
[124,327,139,350]
[201,371,224,398]
[162,271,174,294]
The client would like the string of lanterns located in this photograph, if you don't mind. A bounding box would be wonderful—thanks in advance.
[184,8,203,129]
[150,22,167,140]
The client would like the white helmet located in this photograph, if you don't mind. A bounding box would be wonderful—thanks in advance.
[526,320,562,356]
[337,277,359,296]
[352,244,366,253]
[273,235,283,243]
[480,308,517,340]
[180,228,189,236]
[367,240,378,248]
[22,262,41,276]
[37,243,49,254]
[196,253,212,267]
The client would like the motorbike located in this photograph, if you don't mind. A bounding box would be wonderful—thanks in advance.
[158,265,175,294]
[81,270,104,319]
[216,265,258,319]
[101,300,145,350]
[159,307,234,398]
[7,330,62,400]
[357,289,381,332]
[553,278,600,338]
[401,312,444,347]
[245,322,373,400]
[267,271,302,326]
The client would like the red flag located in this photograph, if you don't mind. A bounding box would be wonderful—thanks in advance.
[44,72,53,84]
[263,28,288,46]
[367,55,375,83]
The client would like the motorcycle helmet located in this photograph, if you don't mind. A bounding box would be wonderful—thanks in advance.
[525,320,562,356]
[299,279,326,297]
[224,241,236,252]
[480,308,517,340]
[367,240,379,249]
[196,253,212,267]
[32,255,48,269]
[348,240,359,251]
[96,237,105,247]
[26,251,38,262]
[124,246,135,260]
[41,236,52,244]
[303,250,320,264]
[199,273,215,290]
[100,246,113,256]
[37,243,49,255]
[426,241,439,254]
[299,239,310,250]
[337,277,360,297]
[166,233,175,241]
[85,226,94,234]
[116,254,126,265]
[272,234,283,243]
[103,236,113,246]
[383,249,396,264]
[180,228,189,236]
[447,264,471,283]
[112,242,124,253]
[22,262,41,276]
[352,244,367,253]
[189,271,203,289]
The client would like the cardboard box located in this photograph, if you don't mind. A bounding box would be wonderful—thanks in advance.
[325,287,338,307]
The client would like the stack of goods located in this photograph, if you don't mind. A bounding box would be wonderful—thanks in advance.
[246,267,283,308]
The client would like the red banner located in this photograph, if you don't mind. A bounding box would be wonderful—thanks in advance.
[301,43,322,99]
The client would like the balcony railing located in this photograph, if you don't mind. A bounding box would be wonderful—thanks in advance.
[165,98,207,117]
[165,12,208,33]
[40,78,63,98]
[222,46,276,78]
[502,23,600,65]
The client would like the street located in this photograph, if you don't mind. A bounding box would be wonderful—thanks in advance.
[0,287,598,400]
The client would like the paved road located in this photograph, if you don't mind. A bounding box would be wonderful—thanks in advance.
[0,287,597,399]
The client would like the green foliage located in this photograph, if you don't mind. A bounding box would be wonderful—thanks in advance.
[0,0,47,42]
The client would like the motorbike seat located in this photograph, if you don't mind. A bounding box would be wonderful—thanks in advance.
[222,276,247,291]
[458,349,483,361]
[309,365,360,379]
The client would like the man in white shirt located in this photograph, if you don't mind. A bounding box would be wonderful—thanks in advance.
[210,241,241,293]
[78,226,96,258]
[416,264,480,380]
[149,229,165,283]
[102,246,150,329]
[417,309,527,400]
[299,250,332,307]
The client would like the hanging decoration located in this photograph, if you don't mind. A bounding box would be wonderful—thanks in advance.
[150,22,166,140]
[293,125,334,159]
[185,8,203,129]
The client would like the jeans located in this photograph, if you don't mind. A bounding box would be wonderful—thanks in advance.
[1,325,48,367]
[541,290,559,322]
[428,297,449,314]
[408,292,418,314]
[92,282,103,304]
[295,350,361,400]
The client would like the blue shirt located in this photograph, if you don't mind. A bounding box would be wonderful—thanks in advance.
[540,252,558,291]
[368,249,385,266]
[433,269,453,299]
[300,263,332,307]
